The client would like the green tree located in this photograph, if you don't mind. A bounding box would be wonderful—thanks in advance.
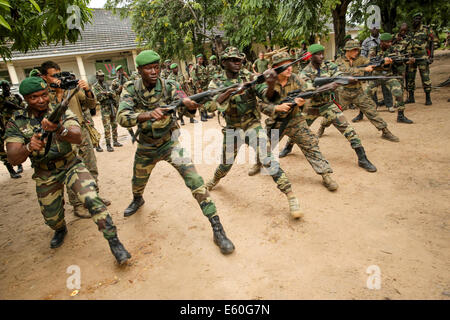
[0,0,92,59]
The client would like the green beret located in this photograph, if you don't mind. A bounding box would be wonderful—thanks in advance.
[0,79,10,86]
[413,12,423,18]
[136,50,161,67]
[115,65,123,71]
[169,63,178,70]
[380,33,393,41]
[308,44,325,54]
[19,77,48,96]
[209,55,217,60]
[164,59,171,64]
[196,54,204,59]
[29,69,41,77]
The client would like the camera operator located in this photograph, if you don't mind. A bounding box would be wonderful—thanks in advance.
[40,61,111,218]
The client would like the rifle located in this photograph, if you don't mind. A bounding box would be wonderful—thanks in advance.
[313,76,403,87]
[230,51,312,97]
[36,86,81,155]
[358,55,427,69]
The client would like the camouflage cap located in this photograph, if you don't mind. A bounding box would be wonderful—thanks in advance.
[272,52,295,66]
[96,70,105,76]
[220,47,245,61]
[115,65,123,71]
[169,63,178,70]
[380,33,393,41]
[343,40,361,51]
[19,77,47,96]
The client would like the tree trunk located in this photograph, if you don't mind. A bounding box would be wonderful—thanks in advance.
[332,0,351,52]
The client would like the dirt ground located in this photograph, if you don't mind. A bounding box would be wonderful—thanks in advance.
[0,51,449,300]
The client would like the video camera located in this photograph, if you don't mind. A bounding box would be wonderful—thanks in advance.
[49,72,79,90]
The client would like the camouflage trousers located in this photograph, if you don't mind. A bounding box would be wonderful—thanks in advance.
[270,117,333,175]
[34,158,116,239]
[100,106,118,144]
[366,79,406,112]
[67,124,99,207]
[325,88,387,130]
[406,61,431,93]
[0,134,8,166]
[132,138,217,218]
[211,122,292,194]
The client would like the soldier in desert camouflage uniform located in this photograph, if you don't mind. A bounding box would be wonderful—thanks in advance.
[204,47,304,219]
[5,77,130,264]
[117,50,235,255]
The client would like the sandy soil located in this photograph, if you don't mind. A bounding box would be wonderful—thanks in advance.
[0,51,449,300]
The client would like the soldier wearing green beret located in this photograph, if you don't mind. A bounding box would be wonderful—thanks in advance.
[0,80,25,178]
[4,77,131,264]
[322,39,400,140]
[366,33,414,124]
[404,11,434,105]
[207,55,221,78]
[204,47,304,219]
[253,51,339,191]
[167,63,188,126]
[117,50,235,255]
[278,44,378,173]
[192,54,211,121]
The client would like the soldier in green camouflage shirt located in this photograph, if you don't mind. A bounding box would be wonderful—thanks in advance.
[92,70,122,152]
[405,12,434,105]
[278,44,377,173]
[205,47,304,219]
[5,77,130,264]
[367,33,414,124]
[256,51,339,191]
[0,80,24,178]
[167,63,187,126]
[160,59,172,80]
[207,55,221,77]
[192,54,212,122]
[117,50,235,255]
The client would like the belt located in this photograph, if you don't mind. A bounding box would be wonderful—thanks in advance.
[138,132,172,148]
[36,152,76,171]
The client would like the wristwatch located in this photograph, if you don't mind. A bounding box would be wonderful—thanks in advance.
[60,127,69,137]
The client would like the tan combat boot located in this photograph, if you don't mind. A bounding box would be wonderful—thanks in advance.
[248,163,262,176]
[381,128,399,142]
[321,173,339,191]
[317,125,326,138]
[288,196,303,219]
[73,205,91,219]
[205,178,219,191]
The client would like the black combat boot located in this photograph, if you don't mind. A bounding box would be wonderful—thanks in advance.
[209,215,235,255]
[108,236,131,265]
[95,145,104,152]
[113,140,123,147]
[179,115,185,126]
[352,111,364,123]
[406,91,415,104]
[50,226,68,249]
[279,141,294,158]
[16,164,23,174]
[5,163,21,179]
[106,142,114,152]
[200,111,207,122]
[190,117,198,124]
[354,147,377,172]
[397,110,413,124]
[124,195,145,217]
[425,92,432,105]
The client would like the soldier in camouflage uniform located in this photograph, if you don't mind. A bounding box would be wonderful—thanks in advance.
[405,12,434,105]
[207,55,221,77]
[117,50,235,255]
[5,77,130,264]
[167,63,187,126]
[0,80,24,178]
[278,44,377,172]
[366,33,414,124]
[92,70,122,152]
[160,59,172,80]
[192,54,212,121]
[40,61,111,219]
[205,47,304,219]
[334,35,352,61]
[392,22,410,88]
[317,40,400,140]
[254,51,339,191]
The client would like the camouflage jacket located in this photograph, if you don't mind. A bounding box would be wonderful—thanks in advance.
[335,55,369,89]
[4,105,79,168]
[299,61,342,107]
[207,69,270,130]
[192,64,210,91]
[160,68,171,80]
[368,45,403,76]
[405,25,433,58]
[259,73,305,129]
[167,72,185,87]
[92,81,116,106]
[0,93,25,130]
[207,65,221,78]
[111,74,130,96]
[117,78,187,144]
